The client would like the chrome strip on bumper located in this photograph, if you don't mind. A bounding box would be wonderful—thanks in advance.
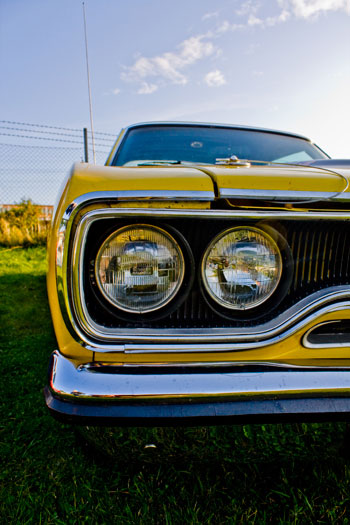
[48,351,350,403]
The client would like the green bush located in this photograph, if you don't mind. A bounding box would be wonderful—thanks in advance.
[0,200,50,247]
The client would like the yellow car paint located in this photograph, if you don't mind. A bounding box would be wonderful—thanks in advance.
[47,162,350,368]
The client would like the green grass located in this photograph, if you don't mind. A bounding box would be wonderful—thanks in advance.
[1,246,350,523]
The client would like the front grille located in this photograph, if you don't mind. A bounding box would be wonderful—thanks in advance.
[290,224,350,291]
[82,217,350,329]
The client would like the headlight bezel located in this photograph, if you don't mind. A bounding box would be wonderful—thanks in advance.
[200,224,293,320]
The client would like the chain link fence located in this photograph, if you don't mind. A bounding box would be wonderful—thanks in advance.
[0,121,116,206]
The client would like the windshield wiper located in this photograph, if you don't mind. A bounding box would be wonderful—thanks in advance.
[136,160,183,166]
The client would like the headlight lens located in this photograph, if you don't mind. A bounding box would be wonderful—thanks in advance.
[95,225,185,313]
[202,227,282,310]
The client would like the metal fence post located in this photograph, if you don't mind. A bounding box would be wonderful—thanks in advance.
[83,127,89,163]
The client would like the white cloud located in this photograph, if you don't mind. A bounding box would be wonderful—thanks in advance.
[245,43,261,55]
[137,82,158,95]
[247,7,290,27]
[226,0,348,32]
[239,0,350,21]
[120,0,349,96]
[204,70,226,87]
[202,11,219,20]
[216,20,231,33]
[236,1,261,17]
[121,35,217,90]
[211,1,290,32]
[248,14,264,25]
[278,0,350,18]
[215,20,245,33]
[112,88,121,95]
[265,9,291,24]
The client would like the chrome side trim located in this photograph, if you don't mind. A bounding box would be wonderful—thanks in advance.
[81,360,350,370]
[79,189,215,201]
[62,198,350,224]
[220,188,350,202]
[49,350,350,402]
[62,192,215,222]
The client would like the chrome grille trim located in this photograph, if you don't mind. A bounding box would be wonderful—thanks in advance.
[302,321,350,349]
[56,198,350,352]
[83,301,350,352]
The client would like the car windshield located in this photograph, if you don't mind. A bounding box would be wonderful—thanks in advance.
[111,125,328,166]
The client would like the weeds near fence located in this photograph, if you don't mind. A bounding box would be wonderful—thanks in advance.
[0,199,49,247]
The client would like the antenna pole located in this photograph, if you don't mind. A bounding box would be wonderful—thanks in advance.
[82,2,96,164]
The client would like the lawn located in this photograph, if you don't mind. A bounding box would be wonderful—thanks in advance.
[1,246,350,523]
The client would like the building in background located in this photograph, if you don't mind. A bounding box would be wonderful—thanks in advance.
[0,203,54,221]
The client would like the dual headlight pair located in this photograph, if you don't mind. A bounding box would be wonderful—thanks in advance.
[95,224,283,315]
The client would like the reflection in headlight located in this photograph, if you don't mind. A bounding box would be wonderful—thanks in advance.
[202,227,282,310]
[95,225,185,313]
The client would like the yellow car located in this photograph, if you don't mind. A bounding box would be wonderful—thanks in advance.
[44,122,350,424]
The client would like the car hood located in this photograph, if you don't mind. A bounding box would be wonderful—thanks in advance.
[59,162,216,206]
[59,162,350,213]
[198,163,350,202]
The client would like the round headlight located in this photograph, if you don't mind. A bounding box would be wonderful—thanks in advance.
[201,227,282,310]
[95,225,185,313]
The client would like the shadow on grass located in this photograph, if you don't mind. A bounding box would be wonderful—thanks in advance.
[75,420,350,470]
[70,421,350,522]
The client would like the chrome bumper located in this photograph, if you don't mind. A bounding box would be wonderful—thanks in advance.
[45,350,350,424]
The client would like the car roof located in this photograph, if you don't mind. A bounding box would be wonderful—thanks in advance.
[124,121,312,143]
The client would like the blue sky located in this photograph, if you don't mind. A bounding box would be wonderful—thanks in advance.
[1,0,350,157]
